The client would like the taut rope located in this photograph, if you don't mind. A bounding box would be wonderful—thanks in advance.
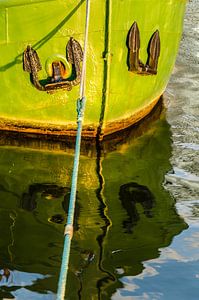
[56,1,90,299]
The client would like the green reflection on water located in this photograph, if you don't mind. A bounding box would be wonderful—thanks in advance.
[0,115,187,299]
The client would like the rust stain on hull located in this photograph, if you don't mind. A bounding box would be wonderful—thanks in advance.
[0,95,161,140]
[103,95,161,137]
[0,97,164,155]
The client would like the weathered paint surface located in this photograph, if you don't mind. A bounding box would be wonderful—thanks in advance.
[0,0,187,135]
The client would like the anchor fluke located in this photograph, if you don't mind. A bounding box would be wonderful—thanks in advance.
[65,37,84,87]
[128,22,140,71]
[66,37,83,65]
[23,45,44,91]
[23,45,42,73]
[148,30,160,73]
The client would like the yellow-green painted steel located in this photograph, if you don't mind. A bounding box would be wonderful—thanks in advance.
[0,0,187,136]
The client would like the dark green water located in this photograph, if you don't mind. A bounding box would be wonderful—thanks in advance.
[0,1,199,299]
[0,114,188,299]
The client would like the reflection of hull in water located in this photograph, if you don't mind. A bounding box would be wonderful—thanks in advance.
[0,114,187,299]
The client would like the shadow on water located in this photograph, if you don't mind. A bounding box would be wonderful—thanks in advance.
[0,103,188,299]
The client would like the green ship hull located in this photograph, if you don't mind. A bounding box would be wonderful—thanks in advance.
[0,0,186,138]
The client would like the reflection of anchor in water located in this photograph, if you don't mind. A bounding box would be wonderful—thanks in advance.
[21,183,80,230]
[23,37,83,93]
[127,22,160,75]
[119,182,155,233]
